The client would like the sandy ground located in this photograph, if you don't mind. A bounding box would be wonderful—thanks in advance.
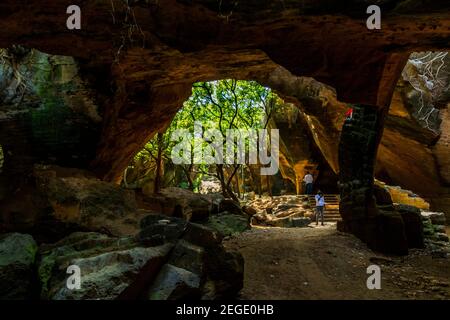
[224,224,450,300]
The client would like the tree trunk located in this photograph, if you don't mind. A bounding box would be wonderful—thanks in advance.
[154,132,163,194]
[234,171,240,198]
[266,175,272,198]
[217,164,239,201]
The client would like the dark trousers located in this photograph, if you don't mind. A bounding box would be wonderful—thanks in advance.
[305,183,313,194]
[316,206,324,225]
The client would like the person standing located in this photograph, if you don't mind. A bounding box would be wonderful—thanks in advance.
[315,190,325,226]
[303,172,314,195]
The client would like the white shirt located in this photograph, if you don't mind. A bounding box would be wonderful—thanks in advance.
[303,174,313,184]
[315,194,325,206]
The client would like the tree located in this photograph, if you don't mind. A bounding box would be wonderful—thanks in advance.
[184,80,279,200]
[124,79,282,199]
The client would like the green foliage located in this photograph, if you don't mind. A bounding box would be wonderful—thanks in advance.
[127,79,283,192]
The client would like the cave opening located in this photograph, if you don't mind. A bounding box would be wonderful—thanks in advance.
[122,79,340,225]
[0,0,449,301]
[374,51,450,217]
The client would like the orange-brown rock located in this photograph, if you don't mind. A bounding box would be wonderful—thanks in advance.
[1,0,449,182]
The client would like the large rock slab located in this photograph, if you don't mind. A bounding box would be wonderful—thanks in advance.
[421,211,446,225]
[0,233,38,299]
[37,215,245,300]
[396,205,424,249]
[32,165,146,238]
[142,187,214,222]
[138,214,188,245]
[168,240,205,275]
[38,232,172,300]
[148,264,201,300]
[205,213,250,237]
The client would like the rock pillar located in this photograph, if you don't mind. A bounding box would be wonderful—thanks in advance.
[338,104,409,255]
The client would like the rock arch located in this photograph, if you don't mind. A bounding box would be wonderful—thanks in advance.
[1,0,450,253]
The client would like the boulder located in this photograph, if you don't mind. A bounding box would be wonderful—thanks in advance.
[143,188,213,222]
[183,223,224,249]
[375,211,409,255]
[34,213,244,300]
[273,204,305,218]
[147,264,201,300]
[435,233,449,242]
[38,232,172,300]
[0,233,38,299]
[218,199,243,215]
[246,192,256,201]
[422,218,435,236]
[204,193,225,214]
[292,217,312,227]
[205,213,250,237]
[203,246,244,299]
[421,211,446,225]
[168,240,205,275]
[395,205,424,248]
[373,183,394,206]
[433,225,446,233]
[394,204,421,215]
[268,216,310,228]
[242,205,257,217]
[33,165,144,237]
[356,211,409,255]
[138,214,187,245]
[181,223,244,299]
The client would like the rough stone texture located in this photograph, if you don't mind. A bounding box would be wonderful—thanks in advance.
[373,182,394,207]
[168,240,205,276]
[421,211,447,226]
[377,181,430,210]
[37,212,245,300]
[38,232,172,300]
[395,205,424,248]
[1,1,449,254]
[138,214,244,300]
[138,214,188,245]
[142,187,214,222]
[0,233,38,299]
[242,205,257,217]
[421,211,450,256]
[0,48,101,204]
[271,103,334,194]
[292,217,313,228]
[0,1,448,183]
[247,195,314,227]
[205,213,250,237]
[338,105,410,254]
[433,108,450,185]
[31,165,146,238]
[147,264,201,300]
[183,223,224,249]
[373,212,409,256]
[338,104,382,222]
[218,199,243,216]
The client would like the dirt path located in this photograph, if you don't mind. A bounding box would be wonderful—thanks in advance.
[224,224,450,300]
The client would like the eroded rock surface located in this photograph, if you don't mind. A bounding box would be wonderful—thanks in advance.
[38,215,244,300]
[0,233,38,299]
